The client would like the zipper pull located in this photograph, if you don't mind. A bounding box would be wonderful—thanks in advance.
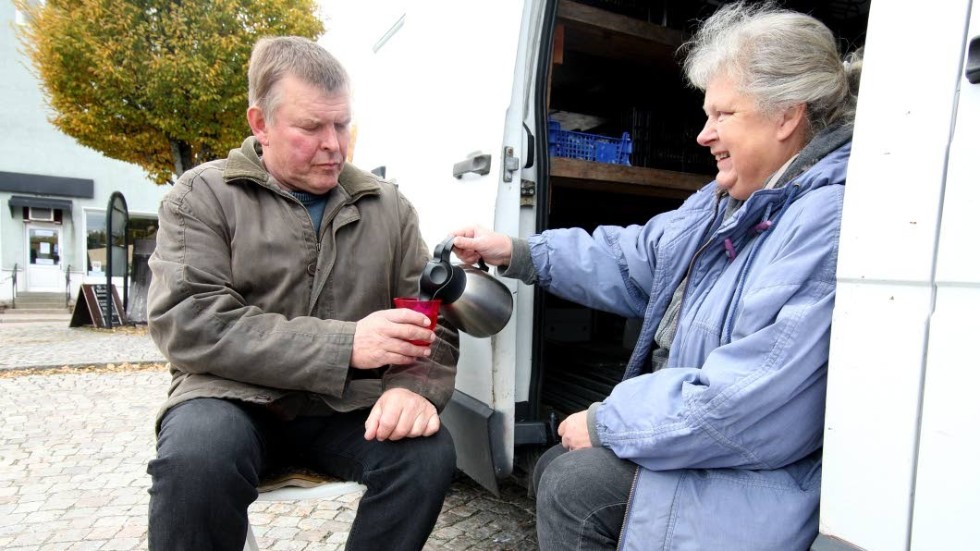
[724,238,736,261]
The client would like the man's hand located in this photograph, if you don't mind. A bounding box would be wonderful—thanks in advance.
[364,388,440,441]
[451,225,513,267]
[351,309,435,369]
[557,410,593,451]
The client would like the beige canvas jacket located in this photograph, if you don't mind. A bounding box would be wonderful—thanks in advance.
[147,137,459,429]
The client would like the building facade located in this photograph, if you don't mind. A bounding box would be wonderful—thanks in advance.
[1,0,170,306]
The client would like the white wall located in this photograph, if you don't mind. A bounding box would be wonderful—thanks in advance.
[1,0,170,303]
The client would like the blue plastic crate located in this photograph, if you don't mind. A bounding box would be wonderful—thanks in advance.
[548,120,632,165]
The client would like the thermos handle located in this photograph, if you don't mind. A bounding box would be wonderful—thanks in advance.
[433,236,456,263]
[438,235,490,272]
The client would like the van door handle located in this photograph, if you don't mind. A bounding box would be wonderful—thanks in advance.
[968,36,980,84]
[453,153,492,178]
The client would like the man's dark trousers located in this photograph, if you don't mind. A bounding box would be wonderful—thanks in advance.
[147,397,456,550]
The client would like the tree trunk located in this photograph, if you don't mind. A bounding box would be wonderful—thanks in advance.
[170,139,194,178]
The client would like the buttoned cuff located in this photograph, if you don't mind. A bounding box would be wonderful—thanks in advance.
[499,237,538,285]
[587,402,603,447]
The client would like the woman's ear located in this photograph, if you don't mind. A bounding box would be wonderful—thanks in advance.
[776,103,807,141]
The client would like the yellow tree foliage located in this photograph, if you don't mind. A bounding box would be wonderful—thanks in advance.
[14,0,324,185]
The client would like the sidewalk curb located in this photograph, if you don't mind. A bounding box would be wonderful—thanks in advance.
[0,360,167,376]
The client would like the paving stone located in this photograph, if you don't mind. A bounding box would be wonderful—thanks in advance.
[0,322,539,550]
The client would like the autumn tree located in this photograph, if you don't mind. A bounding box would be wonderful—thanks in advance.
[14,0,324,185]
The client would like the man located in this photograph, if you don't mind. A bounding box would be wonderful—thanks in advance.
[146,36,459,551]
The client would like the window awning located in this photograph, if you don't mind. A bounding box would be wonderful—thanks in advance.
[8,195,73,213]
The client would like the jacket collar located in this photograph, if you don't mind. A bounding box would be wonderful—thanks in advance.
[223,136,381,200]
[716,133,852,237]
[719,123,854,218]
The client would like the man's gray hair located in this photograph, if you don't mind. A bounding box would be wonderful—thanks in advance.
[681,1,861,134]
[248,36,350,122]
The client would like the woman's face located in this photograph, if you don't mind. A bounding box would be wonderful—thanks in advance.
[697,74,806,200]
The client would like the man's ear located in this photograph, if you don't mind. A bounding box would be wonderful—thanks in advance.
[776,103,807,141]
[247,106,269,146]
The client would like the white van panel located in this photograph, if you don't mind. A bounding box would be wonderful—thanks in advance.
[821,0,973,549]
[910,5,980,549]
[351,1,528,248]
[348,0,542,489]
[349,0,529,398]
[823,284,932,548]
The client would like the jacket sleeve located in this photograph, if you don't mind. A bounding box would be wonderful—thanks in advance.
[381,194,460,411]
[148,175,356,397]
[529,223,659,319]
[594,187,842,471]
[529,189,715,319]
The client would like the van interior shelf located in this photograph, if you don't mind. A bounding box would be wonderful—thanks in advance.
[556,0,685,69]
[549,157,708,199]
[549,1,713,198]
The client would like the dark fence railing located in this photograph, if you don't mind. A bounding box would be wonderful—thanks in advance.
[65,264,72,308]
[3,263,19,309]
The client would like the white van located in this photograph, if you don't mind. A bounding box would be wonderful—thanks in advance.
[347,1,980,549]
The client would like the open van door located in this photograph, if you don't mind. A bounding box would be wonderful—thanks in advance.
[817,1,977,549]
[908,5,980,549]
[349,1,549,494]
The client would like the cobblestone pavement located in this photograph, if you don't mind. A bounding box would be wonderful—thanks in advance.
[0,322,166,370]
[0,322,538,550]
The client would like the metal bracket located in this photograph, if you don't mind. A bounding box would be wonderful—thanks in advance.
[502,146,520,183]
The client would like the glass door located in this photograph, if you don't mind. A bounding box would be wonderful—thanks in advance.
[25,223,63,292]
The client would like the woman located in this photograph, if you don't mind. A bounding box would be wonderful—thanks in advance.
[452,2,862,550]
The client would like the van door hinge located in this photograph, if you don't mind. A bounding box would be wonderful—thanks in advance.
[502,146,520,182]
[520,179,536,207]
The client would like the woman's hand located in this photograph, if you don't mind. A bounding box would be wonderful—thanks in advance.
[451,225,513,267]
[558,410,593,451]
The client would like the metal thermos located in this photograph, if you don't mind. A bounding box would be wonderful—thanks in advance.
[418,237,513,337]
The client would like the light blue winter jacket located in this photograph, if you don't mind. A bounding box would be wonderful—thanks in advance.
[528,140,850,550]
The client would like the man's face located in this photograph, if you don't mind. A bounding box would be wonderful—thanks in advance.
[248,75,351,194]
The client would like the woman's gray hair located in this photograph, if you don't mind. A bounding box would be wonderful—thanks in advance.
[248,36,350,123]
[681,1,862,134]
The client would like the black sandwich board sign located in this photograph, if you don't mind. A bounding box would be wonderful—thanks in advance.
[69,283,126,328]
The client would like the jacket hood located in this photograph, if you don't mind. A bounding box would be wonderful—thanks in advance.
[718,126,851,239]
[774,122,854,190]
[720,122,853,223]
[223,136,382,200]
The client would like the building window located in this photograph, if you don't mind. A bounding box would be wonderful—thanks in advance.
[129,216,158,242]
[85,210,157,275]
[86,210,107,274]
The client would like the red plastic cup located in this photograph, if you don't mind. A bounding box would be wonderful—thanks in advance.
[393,297,441,346]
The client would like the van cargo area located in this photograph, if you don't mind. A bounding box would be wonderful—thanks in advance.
[525,0,871,452]
[347,0,980,546]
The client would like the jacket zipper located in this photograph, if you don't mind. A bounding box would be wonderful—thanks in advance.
[673,199,724,328]
[616,465,642,551]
